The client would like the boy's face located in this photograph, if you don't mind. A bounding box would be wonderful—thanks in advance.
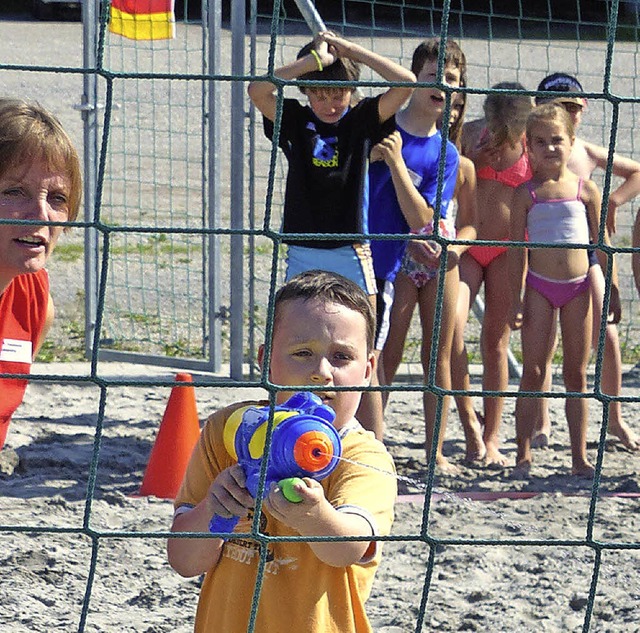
[554,98,584,130]
[414,60,462,116]
[259,297,374,429]
[306,88,353,124]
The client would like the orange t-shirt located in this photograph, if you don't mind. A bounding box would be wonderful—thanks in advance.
[175,402,397,633]
[0,269,49,449]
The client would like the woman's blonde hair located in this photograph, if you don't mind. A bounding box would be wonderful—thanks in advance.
[0,98,82,222]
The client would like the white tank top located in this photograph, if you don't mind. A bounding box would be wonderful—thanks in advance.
[527,179,590,245]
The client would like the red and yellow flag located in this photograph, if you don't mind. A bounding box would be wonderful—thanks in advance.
[110,0,176,40]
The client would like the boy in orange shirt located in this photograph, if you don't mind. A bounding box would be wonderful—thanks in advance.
[168,271,396,633]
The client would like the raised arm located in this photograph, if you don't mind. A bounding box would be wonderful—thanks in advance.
[321,33,416,123]
[34,294,55,357]
[584,140,640,234]
[247,38,337,122]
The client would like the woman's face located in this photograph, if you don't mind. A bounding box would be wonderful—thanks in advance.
[0,159,71,292]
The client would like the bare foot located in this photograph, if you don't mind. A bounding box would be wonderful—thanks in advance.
[463,417,486,464]
[531,431,550,449]
[510,459,532,480]
[483,444,510,469]
[607,419,640,451]
[572,461,595,477]
[434,455,461,476]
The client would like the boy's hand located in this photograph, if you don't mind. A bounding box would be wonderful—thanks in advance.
[208,464,254,520]
[371,130,403,166]
[312,36,337,69]
[265,478,328,533]
[320,32,357,62]
[407,238,442,268]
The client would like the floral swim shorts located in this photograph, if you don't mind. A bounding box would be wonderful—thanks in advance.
[400,217,456,288]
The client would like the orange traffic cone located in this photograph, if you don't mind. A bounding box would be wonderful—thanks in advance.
[139,372,201,499]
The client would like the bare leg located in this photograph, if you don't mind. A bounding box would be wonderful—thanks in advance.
[632,207,640,298]
[421,263,460,474]
[357,295,385,439]
[590,264,639,451]
[479,254,512,466]
[560,292,595,476]
[451,253,486,462]
[381,273,418,407]
[513,287,557,478]
[532,323,557,449]
[356,350,384,440]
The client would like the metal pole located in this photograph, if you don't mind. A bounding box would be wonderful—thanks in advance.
[80,0,100,359]
[229,0,246,379]
[207,0,222,372]
[248,0,258,380]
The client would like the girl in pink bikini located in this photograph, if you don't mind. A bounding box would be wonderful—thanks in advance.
[452,84,533,466]
[509,103,618,478]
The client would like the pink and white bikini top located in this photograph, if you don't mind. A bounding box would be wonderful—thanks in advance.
[475,131,533,188]
[526,179,590,245]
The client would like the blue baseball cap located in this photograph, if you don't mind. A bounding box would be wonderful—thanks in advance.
[536,72,587,108]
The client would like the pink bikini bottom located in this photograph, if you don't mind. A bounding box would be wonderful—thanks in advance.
[526,270,590,309]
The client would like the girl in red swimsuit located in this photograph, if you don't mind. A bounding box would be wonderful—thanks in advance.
[451,84,533,466]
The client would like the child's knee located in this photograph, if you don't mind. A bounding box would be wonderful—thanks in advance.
[521,363,546,388]
[562,367,587,392]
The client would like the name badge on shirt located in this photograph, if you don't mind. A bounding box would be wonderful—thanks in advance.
[407,168,423,188]
[0,338,33,364]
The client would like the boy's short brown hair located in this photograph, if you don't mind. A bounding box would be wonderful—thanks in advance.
[410,38,467,84]
[274,270,375,352]
[297,40,361,90]
[0,98,82,223]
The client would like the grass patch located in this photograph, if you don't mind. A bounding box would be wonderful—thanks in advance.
[108,234,201,258]
[36,319,85,362]
[162,339,203,358]
[53,242,84,263]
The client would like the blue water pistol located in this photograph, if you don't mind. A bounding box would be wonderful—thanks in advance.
[208,392,342,535]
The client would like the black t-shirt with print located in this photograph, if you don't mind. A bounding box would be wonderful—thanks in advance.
[263,95,394,249]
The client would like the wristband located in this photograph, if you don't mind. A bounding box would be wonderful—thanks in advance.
[310,49,323,72]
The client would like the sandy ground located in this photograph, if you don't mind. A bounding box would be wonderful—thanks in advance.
[1,361,639,632]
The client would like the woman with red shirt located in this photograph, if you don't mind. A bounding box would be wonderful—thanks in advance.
[0,98,82,449]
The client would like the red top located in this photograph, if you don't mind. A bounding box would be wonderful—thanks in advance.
[0,269,49,449]
[476,135,533,189]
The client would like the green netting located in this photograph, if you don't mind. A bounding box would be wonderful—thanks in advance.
[1,0,639,631]
[98,15,210,360]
